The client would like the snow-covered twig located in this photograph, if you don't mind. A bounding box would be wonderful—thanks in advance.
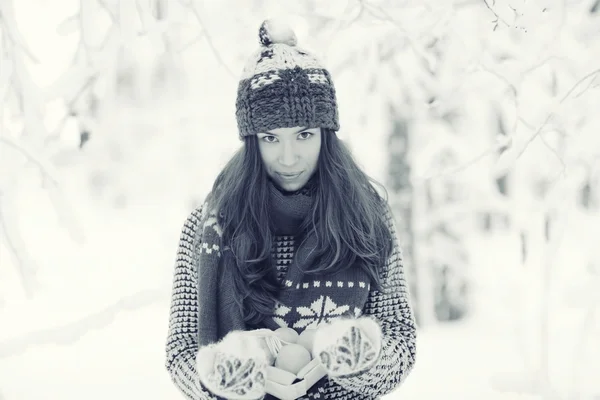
[0,135,60,186]
[362,1,436,72]
[45,0,121,143]
[0,0,39,63]
[481,0,511,28]
[40,176,87,245]
[135,0,170,50]
[0,56,13,105]
[79,0,111,52]
[537,132,567,173]
[97,0,118,23]
[289,0,366,61]
[2,136,86,246]
[417,138,507,183]
[521,55,574,77]
[0,192,39,298]
[493,67,600,178]
[177,0,237,79]
[176,33,205,53]
[0,288,167,359]
[44,74,98,144]
[56,14,79,36]
[476,60,571,172]
[573,71,600,99]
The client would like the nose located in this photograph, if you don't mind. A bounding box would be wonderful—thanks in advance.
[278,140,298,167]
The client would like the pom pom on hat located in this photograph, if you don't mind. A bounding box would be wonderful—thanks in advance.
[258,19,297,47]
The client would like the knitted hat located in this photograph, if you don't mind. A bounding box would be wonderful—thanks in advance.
[235,19,340,139]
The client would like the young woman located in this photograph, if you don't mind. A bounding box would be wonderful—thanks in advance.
[165,19,417,400]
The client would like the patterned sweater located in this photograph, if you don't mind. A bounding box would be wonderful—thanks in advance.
[165,207,417,399]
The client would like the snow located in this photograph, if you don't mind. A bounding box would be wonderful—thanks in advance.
[1,0,600,399]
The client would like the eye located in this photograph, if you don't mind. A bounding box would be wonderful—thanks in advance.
[260,135,278,143]
[298,131,314,140]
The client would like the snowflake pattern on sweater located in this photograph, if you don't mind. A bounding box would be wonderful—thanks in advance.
[165,206,417,400]
[271,292,363,330]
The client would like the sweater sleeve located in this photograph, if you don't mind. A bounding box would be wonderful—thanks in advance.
[164,206,219,400]
[328,206,418,397]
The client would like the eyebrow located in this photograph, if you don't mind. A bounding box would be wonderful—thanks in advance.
[262,127,312,136]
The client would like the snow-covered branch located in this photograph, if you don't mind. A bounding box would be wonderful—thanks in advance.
[0,193,39,298]
[0,135,60,185]
[493,67,600,178]
[0,0,39,63]
[177,0,236,79]
[0,288,167,359]
[362,1,436,72]
[97,0,118,23]
[44,74,98,143]
[0,0,95,299]
[481,0,511,29]
[0,135,86,248]
[417,138,507,183]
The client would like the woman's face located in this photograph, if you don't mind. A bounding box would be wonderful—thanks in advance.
[256,126,322,192]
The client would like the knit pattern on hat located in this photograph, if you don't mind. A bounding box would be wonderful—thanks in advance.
[235,19,340,139]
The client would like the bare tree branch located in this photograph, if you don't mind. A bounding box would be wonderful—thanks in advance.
[361,1,436,72]
[289,0,366,59]
[476,61,523,138]
[78,0,110,52]
[481,0,511,28]
[0,58,12,108]
[521,55,575,79]
[40,175,87,245]
[97,0,118,23]
[513,67,600,164]
[0,188,40,298]
[475,58,597,174]
[44,74,98,145]
[176,32,205,53]
[0,289,167,359]
[0,135,60,185]
[0,216,36,298]
[538,131,567,173]
[178,0,237,80]
[0,0,40,63]
[44,0,121,144]
[573,71,599,98]
[56,13,79,36]
[417,138,508,183]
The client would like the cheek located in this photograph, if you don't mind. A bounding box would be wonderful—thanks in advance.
[258,146,277,170]
[260,148,279,176]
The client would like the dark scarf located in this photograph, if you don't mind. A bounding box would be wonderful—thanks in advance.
[195,176,319,346]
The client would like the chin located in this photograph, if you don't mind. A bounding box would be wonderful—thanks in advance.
[278,181,304,192]
[275,176,309,192]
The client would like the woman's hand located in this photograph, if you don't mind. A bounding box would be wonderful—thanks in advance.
[313,317,382,378]
[197,329,275,400]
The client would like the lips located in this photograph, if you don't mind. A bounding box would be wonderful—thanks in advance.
[278,172,302,180]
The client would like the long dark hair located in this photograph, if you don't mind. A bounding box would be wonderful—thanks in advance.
[206,129,394,326]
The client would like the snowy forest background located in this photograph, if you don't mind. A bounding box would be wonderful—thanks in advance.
[1,0,599,399]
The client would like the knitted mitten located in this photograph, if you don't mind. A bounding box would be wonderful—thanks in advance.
[197,329,273,400]
[312,317,382,378]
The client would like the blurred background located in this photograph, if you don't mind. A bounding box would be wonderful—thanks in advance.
[0,0,599,399]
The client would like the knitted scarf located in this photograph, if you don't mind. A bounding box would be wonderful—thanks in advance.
[195,177,320,347]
